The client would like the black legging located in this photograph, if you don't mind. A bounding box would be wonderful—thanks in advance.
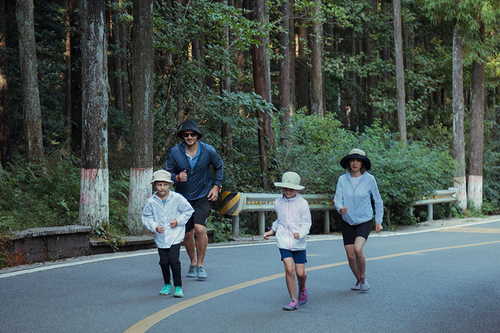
[158,244,182,287]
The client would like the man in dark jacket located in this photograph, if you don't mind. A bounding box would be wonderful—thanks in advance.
[165,120,223,280]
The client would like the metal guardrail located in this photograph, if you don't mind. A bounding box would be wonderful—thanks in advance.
[220,192,334,237]
[411,188,458,221]
[220,188,457,237]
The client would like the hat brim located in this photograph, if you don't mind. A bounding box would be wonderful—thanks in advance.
[274,182,305,190]
[340,154,371,171]
[151,178,174,184]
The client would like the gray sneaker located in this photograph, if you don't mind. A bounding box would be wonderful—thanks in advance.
[197,266,207,280]
[360,278,370,291]
[186,265,197,278]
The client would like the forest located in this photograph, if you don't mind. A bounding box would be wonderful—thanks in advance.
[0,0,499,243]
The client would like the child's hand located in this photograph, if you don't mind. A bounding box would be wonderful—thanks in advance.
[293,232,300,240]
[339,206,348,214]
[263,230,274,240]
[375,223,383,233]
[170,220,178,228]
[156,226,164,234]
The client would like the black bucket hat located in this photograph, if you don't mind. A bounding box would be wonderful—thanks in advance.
[177,120,203,139]
[340,148,371,171]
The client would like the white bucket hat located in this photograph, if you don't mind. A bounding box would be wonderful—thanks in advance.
[151,170,174,184]
[274,171,305,190]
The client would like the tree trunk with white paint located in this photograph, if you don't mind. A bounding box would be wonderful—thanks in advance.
[468,59,485,212]
[16,0,44,164]
[79,0,109,229]
[452,26,467,210]
[128,0,155,234]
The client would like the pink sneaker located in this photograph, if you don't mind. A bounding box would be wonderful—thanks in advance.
[298,287,308,305]
[283,299,298,311]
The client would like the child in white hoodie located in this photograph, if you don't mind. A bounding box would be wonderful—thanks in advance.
[142,170,194,298]
[263,172,312,311]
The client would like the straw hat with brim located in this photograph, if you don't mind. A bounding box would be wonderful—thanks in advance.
[177,120,203,139]
[340,148,371,171]
[274,171,305,190]
[151,170,174,183]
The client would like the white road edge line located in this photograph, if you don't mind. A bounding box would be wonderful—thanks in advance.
[2,219,499,279]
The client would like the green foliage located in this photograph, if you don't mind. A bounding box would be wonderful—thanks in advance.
[206,210,232,243]
[0,152,130,236]
[274,116,457,225]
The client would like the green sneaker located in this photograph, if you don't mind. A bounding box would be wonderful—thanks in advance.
[159,283,172,295]
[174,286,184,298]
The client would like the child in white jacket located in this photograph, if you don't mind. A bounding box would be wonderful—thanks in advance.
[263,172,312,311]
[142,170,194,298]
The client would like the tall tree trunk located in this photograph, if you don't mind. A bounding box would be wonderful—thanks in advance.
[221,0,233,166]
[468,59,485,212]
[111,0,124,113]
[0,0,11,168]
[349,28,357,131]
[279,0,291,123]
[64,0,72,149]
[16,0,44,164]
[128,0,155,234]
[79,0,109,229]
[69,0,82,152]
[296,13,309,111]
[288,0,296,110]
[452,26,466,210]
[251,0,273,190]
[120,0,130,116]
[394,0,406,146]
[310,0,324,116]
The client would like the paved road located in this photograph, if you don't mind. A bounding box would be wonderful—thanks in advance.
[1,218,500,333]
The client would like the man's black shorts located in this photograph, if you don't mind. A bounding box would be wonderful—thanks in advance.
[185,197,211,233]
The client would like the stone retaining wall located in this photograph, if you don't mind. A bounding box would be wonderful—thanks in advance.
[3,226,92,267]
[2,226,215,267]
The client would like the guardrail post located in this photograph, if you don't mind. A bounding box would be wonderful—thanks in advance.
[428,204,433,221]
[323,210,330,233]
[232,215,239,238]
[258,211,265,235]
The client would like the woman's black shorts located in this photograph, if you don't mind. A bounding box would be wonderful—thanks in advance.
[341,220,372,245]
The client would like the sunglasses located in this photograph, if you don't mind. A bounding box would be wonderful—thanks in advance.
[182,132,197,138]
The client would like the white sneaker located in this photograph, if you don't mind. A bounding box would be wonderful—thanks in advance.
[360,278,370,291]
[351,280,361,291]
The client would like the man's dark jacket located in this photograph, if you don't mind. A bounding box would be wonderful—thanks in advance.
[164,141,223,201]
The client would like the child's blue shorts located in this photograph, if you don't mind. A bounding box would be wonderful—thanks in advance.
[279,248,307,264]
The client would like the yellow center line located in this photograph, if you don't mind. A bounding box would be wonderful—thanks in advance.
[124,240,500,333]
[437,228,500,234]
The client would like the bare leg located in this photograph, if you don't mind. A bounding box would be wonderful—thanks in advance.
[344,244,360,281]
[283,258,297,300]
[353,236,367,279]
[295,263,307,291]
[184,229,196,266]
[194,224,208,266]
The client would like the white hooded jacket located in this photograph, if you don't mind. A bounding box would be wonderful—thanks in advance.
[141,190,194,249]
[271,194,312,251]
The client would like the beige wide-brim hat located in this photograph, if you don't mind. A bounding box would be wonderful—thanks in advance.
[340,148,371,170]
[274,171,305,190]
[151,170,174,184]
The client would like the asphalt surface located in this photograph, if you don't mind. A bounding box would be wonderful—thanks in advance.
[1,216,500,333]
